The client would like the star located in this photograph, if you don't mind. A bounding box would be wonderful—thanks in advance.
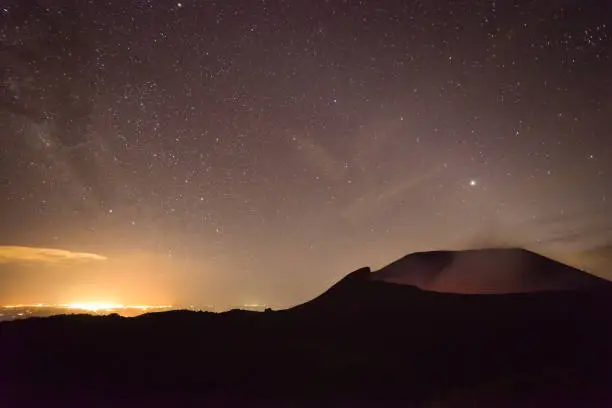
[1,0,611,309]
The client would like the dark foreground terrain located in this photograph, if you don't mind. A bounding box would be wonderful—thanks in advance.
[1,251,612,407]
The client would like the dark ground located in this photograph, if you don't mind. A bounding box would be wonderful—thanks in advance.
[1,269,611,407]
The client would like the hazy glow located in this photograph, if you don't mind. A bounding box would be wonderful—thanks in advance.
[67,302,126,312]
[4,303,173,313]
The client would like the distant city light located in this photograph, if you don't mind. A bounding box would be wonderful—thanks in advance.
[3,303,173,313]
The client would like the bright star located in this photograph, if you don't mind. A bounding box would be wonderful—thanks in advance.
[469,180,477,187]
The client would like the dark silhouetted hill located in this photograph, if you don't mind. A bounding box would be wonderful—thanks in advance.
[1,248,611,407]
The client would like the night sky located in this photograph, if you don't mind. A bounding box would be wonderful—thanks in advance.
[1,0,611,308]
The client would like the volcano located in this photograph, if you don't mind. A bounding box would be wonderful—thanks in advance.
[371,247,612,293]
[290,247,612,314]
[282,247,612,404]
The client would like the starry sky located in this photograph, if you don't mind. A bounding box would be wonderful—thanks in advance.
[1,0,611,308]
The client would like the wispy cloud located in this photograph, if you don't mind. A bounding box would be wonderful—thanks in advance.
[291,134,347,182]
[343,164,447,223]
[0,246,107,264]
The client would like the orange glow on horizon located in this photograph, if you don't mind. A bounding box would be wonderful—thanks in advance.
[3,302,173,314]
[65,302,173,312]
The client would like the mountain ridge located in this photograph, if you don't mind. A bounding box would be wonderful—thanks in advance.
[1,246,611,406]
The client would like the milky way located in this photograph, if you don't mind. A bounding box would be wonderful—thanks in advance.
[1,0,611,308]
